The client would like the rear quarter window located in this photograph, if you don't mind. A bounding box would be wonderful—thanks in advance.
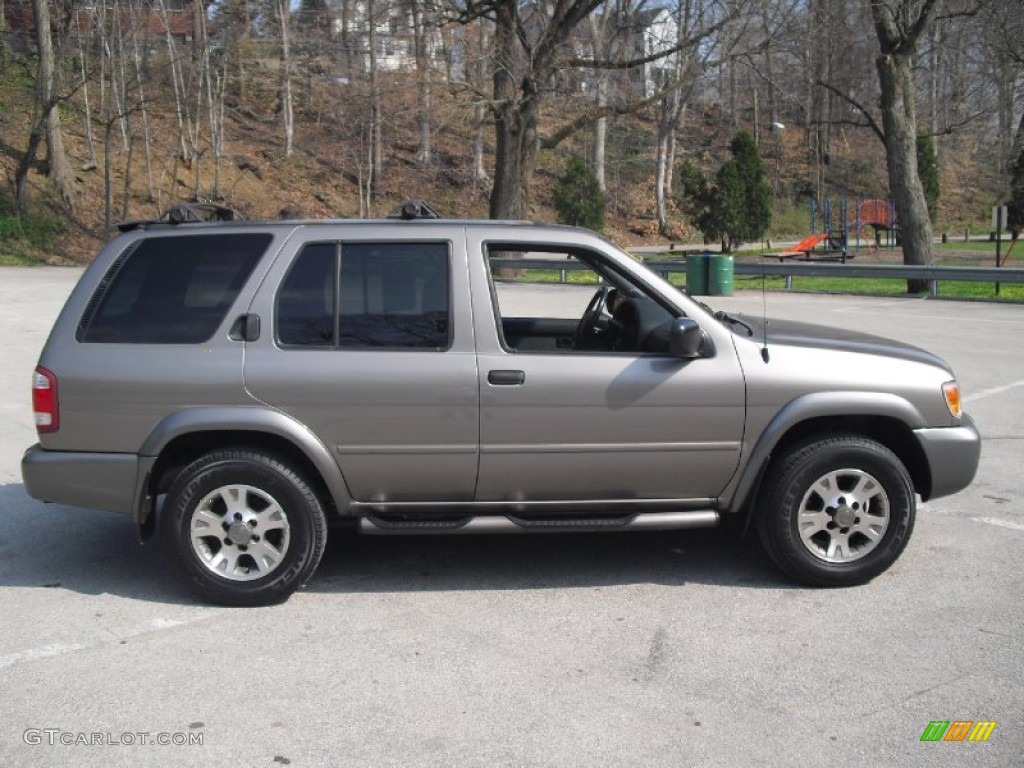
[276,241,451,350]
[78,233,272,344]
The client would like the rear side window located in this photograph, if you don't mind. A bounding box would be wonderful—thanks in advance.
[78,233,271,343]
[277,243,336,347]
[276,242,450,350]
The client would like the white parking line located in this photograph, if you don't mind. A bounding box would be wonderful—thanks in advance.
[973,517,1024,532]
[0,642,89,669]
[0,613,217,670]
[832,299,914,312]
[964,378,1024,403]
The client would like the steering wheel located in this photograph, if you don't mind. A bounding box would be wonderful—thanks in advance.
[575,285,614,349]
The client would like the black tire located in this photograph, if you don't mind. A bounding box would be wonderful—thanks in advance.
[161,449,327,606]
[756,435,915,587]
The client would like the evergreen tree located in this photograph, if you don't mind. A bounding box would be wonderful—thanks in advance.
[916,135,940,221]
[677,131,771,252]
[553,155,605,231]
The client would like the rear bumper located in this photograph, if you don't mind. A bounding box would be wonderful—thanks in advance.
[913,414,982,500]
[21,444,138,515]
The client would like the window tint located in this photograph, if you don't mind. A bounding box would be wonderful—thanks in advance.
[337,243,450,349]
[275,242,450,350]
[79,233,271,344]
[277,244,336,346]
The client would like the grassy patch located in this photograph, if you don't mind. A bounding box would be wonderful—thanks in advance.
[507,268,601,285]
[509,262,1024,302]
[934,239,1022,259]
[732,274,1024,300]
[0,196,67,265]
[768,198,813,239]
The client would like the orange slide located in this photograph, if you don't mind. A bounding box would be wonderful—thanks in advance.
[781,233,828,256]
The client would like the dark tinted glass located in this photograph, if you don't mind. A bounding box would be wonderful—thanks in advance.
[277,244,337,346]
[79,233,271,343]
[337,243,450,349]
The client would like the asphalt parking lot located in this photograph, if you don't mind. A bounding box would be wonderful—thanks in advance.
[1,266,1021,767]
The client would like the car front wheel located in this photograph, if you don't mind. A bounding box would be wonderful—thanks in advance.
[757,435,915,587]
[162,449,327,606]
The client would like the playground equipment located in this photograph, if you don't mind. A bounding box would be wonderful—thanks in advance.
[777,198,899,262]
[859,198,899,248]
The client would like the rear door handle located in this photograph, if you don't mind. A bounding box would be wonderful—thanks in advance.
[488,369,526,386]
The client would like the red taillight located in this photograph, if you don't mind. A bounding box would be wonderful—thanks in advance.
[32,366,59,433]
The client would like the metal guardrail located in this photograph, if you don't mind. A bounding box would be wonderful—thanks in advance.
[493,258,1024,293]
[648,260,1024,295]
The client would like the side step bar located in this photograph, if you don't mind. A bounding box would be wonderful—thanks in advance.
[359,510,719,535]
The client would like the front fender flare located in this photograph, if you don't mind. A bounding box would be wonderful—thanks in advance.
[723,391,926,517]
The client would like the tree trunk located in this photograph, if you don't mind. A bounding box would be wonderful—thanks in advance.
[367,0,382,196]
[490,91,539,220]
[593,112,607,194]
[473,101,489,186]
[0,0,7,63]
[586,13,608,193]
[33,0,76,212]
[127,0,155,200]
[468,20,490,187]
[14,125,44,214]
[412,0,432,165]
[75,9,98,171]
[277,0,294,157]
[157,0,190,161]
[489,1,537,220]
[655,129,670,233]
[870,0,938,295]
[876,50,933,293]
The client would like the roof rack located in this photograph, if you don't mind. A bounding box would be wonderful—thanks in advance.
[117,202,242,232]
[387,200,441,220]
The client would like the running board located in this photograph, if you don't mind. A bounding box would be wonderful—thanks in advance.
[359,510,719,535]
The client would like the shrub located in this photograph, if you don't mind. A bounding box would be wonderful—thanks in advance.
[553,155,605,232]
[916,135,940,221]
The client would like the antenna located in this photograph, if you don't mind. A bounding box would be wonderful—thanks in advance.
[760,251,770,363]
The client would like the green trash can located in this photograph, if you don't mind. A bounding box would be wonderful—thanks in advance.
[685,253,709,296]
[708,254,734,296]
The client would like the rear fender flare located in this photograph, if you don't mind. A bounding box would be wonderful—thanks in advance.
[133,407,352,531]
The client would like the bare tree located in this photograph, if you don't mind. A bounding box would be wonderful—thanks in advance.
[277,0,295,156]
[653,0,709,234]
[468,19,492,187]
[366,0,383,197]
[454,0,603,219]
[127,0,155,199]
[410,0,434,165]
[868,0,941,293]
[17,0,76,213]
[74,7,98,171]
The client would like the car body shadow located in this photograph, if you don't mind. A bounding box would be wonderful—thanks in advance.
[1,482,792,605]
[309,526,789,595]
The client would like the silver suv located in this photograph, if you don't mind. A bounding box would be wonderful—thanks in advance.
[22,209,981,605]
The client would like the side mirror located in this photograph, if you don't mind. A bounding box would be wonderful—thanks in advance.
[669,317,705,359]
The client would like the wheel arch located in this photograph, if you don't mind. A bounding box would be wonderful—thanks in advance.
[134,407,352,539]
[727,392,931,528]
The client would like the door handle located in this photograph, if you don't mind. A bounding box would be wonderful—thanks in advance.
[488,369,526,386]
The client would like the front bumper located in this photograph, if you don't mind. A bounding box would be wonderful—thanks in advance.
[913,414,982,500]
[21,444,139,515]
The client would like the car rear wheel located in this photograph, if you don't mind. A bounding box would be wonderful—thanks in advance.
[162,449,327,606]
[757,435,915,587]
